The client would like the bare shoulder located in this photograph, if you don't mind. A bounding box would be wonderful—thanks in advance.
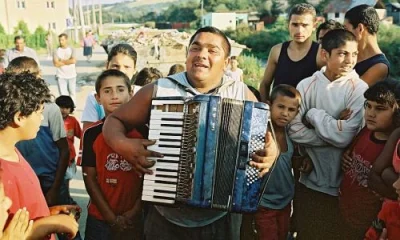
[269,43,283,61]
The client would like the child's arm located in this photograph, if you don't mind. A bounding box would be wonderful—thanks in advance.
[121,183,142,223]
[303,84,367,148]
[27,214,78,240]
[82,167,119,224]
[74,117,82,139]
[368,128,400,200]
[288,81,327,147]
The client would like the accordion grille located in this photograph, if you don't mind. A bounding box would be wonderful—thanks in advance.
[176,104,198,200]
[213,99,243,209]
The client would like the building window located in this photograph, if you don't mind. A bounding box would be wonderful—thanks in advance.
[17,1,25,8]
[52,22,56,29]
[335,12,340,18]
[51,1,55,8]
[47,1,49,8]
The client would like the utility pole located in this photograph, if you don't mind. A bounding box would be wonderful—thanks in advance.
[92,0,97,31]
[73,0,79,43]
[98,0,103,35]
[78,0,86,38]
[201,0,204,27]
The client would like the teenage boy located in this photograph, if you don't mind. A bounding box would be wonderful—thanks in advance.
[288,29,368,239]
[102,26,279,240]
[0,72,78,240]
[344,4,390,86]
[316,20,344,43]
[259,3,323,103]
[340,80,400,239]
[53,34,77,104]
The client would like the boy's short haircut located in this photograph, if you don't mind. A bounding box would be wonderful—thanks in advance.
[107,43,137,67]
[288,3,316,21]
[270,84,301,105]
[321,29,357,54]
[364,79,400,107]
[55,95,75,113]
[345,4,380,35]
[230,56,237,60]
[6,56,40,77]
[58,33,68,39]
[0,73,51,130]
[168,64,185,76]
[316,20,344,39]
[95,69,132,94]
[134,67,163,86]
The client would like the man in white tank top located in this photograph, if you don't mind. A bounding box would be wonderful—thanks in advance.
[102,27,279,239]
[53,33,77,104]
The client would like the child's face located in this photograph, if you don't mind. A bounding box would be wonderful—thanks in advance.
[59,107,72,119]
[392,175,400,201]
[96,77,132,115]
[20,104,45,140]
[364,100,395,133]
[289,14,315,43]
[270,94,299,127]
[230,59,238,69]
[322,41,358,79]
[107,53,136,80]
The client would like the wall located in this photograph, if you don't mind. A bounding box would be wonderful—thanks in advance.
[1,0,69,34]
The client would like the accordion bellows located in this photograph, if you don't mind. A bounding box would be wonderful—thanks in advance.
[142,95,271,213]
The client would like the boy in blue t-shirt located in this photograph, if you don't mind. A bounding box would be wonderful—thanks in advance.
[254,84,301,240]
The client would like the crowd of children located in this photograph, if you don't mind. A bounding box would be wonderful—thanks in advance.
[1,2,400,240]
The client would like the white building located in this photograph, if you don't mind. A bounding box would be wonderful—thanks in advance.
[202,12,237,31]
[0,0,70,34]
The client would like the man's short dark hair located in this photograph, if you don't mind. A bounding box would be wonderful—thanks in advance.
[270,84,301,105]
[288,3,316,21]
[55,95,75,113]
[0,73,51,130]
[189,26,231,58]
[58,33,68,39]
[345,4,380,35]
[14,35,24,43]
[321,29,357,54]
[316,20,344,40]
[95,69,131,95]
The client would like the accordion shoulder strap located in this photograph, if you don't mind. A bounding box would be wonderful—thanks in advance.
[164,76,237,96]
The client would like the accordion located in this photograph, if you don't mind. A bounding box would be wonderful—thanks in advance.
[142,95,271,213]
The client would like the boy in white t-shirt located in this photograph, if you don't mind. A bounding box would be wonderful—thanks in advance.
[53,33,77,104]
[225,56,243,81]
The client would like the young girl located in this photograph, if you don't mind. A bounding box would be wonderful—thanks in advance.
[81,70,143,240]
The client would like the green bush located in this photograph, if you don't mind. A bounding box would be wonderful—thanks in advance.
[378,24,400,79]
[239,54,265,89]
[0,21,47,50]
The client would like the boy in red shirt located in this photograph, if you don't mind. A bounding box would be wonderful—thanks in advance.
[0,72,78,239]
[55,95,82,180]
[339,80,400,239]
[82,70,143,240]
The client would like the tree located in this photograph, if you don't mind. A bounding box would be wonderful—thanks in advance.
[13,20,30,36]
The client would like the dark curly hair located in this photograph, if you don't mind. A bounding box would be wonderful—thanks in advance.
[55,95,75,113]
[0,72,51,130]
[345,4,380,35]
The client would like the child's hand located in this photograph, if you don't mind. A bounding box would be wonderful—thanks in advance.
[341,150,353,172]
[379,228,388,240]
[1,208,33,240]
[299,156,313,174]
[110,216,129,232]
[339,108,353,120]
[49,214,79,239]
[49,205,82,220]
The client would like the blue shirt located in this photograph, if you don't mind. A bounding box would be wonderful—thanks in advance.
[260,130,295,209]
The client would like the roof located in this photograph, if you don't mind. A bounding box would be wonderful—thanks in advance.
[387,2,400,9]
[325,0,352,13]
